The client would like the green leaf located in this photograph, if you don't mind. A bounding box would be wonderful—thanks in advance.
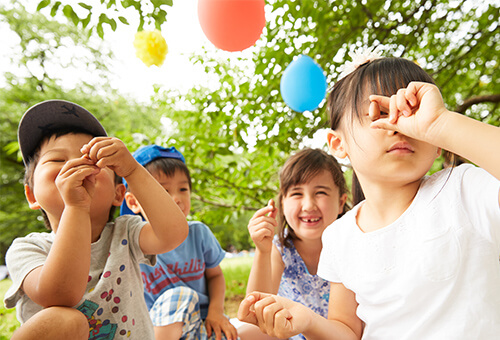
[109,18,117,31]
[96,21,104,38]
[81,13,91,28]
[37,0,51,12]
[50,1,61,17]
[78,2,92,11]
[118,16,129,25]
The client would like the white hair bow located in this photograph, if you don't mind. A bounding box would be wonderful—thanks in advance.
[338,46,383,80]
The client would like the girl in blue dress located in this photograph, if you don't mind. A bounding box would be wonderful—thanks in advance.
[238,148,349,340]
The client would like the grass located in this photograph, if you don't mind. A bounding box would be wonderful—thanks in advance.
[0,255,252,338]
[220,255,253,317]
[0,279,20,340]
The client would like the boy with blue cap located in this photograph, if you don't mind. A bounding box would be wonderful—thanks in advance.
[4,100,188,340]
[121,145,238,340]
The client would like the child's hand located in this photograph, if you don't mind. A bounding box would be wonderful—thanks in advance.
[80,137,139,179]
[369,82,449,143]
[55,156,101,210]
[205,312,238,340]
[248,199,278,254]
[238,292,312,339]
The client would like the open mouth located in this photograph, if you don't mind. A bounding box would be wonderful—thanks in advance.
[300,217,321,223]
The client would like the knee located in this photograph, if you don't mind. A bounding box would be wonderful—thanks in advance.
[57,307,89,337]
[12,307,88,340]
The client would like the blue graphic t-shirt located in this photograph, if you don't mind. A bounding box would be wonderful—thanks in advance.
[141,221,226,319]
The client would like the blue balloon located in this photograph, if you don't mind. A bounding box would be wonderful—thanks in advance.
[280,55,327,112]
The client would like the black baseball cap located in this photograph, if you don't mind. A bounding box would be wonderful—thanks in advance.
[18,100,107,165]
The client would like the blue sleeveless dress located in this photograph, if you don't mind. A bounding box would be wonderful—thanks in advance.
[273,236,330,340]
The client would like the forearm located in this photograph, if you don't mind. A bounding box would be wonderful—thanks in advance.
[29,207,91,307]
[246,250,274,295]
[432,110,500,180]
[302,314,361,340]
[207,272,227,316]
[127,166,188,248]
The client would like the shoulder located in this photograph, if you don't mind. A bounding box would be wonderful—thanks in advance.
[114,214,146,227]
[323,205,359,239]
[421,164,498,199]
[187,220,215,238]
[8,232,55,252]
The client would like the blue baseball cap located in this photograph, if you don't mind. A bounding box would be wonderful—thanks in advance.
[120,145,185,216]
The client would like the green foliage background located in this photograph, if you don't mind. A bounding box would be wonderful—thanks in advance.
[1,0,499,265]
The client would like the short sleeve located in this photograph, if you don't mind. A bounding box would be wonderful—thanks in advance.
[191,221,225,269]
[120,215,156,266]
[317,225,342,283]
[458,164,500,247]
[4,233,54,309]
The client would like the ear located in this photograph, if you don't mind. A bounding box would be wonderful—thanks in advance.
[327,129,347,159]
[436,147,442,158]
[339,193,348,211]
[112,183,127,207]
[123,192,143,214]
[24,184,41,210]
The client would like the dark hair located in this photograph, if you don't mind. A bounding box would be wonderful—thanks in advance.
[327,57,436,205]
[143,157,192,190]
[24,129,122,230]
[277,148,349,248]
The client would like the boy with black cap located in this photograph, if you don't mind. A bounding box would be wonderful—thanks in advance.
[121,145,238,340]
[4,100,188,340]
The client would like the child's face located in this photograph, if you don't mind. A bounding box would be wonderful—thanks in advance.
[282,170,346,242]
[27,133,121,231]
[335,105,440,186]
[151,169,191,217]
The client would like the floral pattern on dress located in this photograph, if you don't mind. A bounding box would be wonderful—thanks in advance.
[274,236,330,340]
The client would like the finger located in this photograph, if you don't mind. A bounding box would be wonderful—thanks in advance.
[368,101,380,121]
[80,137,109,157]
[205,320,213,337]
[370,118,397,132]
[58,165,100,182]
[213,325,222,340]
[85,140,111,163]
[249,206,276,224]
[396,88,412,117]
[405,82,419,107]
[237,295,258,324]
[262,301,285,331]
[58,159,98,178]
[254,296,279,326]
[369,94,390,113]
[251,228,274,241]
[274,309,294,338]
[228,324,238,340]
[266,199,276,217]
[389,94,398,124]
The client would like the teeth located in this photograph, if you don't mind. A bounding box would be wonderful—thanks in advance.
[302,218,320,222]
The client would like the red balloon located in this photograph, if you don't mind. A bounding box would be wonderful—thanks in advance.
[198,0,266,52]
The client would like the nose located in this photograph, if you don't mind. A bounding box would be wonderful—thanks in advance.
[387,129,398,136]
[302,194,316,212]
[171,193,181,205]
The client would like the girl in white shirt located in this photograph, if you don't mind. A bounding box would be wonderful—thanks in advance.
[237,51,500,339]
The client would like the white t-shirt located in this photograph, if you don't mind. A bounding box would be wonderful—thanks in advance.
[318,164,500,339]
[4,215,156,340]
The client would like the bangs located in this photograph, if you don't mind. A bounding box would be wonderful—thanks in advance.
[353,58,436,122]
[329,57,436,129]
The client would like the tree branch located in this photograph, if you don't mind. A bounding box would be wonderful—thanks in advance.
[455,94,500,114]
[191,193,258,211]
